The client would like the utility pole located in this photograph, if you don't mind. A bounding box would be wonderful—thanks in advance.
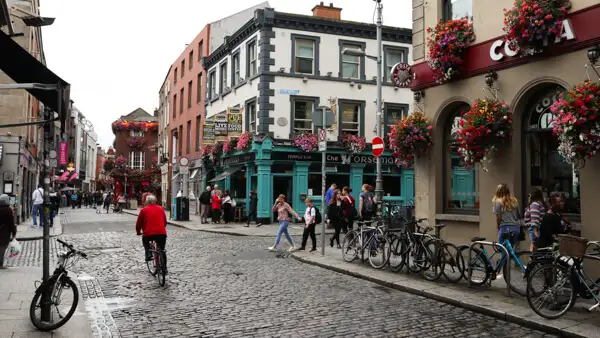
[320,106,327,256]
[374,0,384,213]
[41,106,54,321]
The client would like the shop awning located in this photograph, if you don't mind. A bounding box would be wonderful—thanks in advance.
[209,166,243,183]
[189,169,199,180]
[0,30,70,123]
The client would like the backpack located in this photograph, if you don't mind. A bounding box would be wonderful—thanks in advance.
[363,193,374,212]
[312,206,322,224]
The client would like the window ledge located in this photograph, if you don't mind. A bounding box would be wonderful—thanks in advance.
[234,80,247,90]
[435,213,480,223]
[210,96,219,104]
[221,90,232,99]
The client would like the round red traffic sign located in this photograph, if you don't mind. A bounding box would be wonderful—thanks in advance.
[372,137,384,157]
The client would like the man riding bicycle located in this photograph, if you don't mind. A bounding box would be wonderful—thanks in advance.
[136,194,168,271]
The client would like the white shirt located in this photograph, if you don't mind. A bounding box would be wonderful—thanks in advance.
[32,188,44,205]
[176,190,182,197]
[304,206,316,225]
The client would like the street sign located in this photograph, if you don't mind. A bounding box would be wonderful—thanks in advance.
[372,137,384,157]
[49,159,58,168]
[179,156,189,166]
[318,128,327,152]
[390,62,413,88]
[48,149,57,159]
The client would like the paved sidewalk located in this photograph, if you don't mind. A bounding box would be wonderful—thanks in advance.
[16,213,63,241]
[291,248,600,338]
[0,266,94,338]
[122,208,335,237]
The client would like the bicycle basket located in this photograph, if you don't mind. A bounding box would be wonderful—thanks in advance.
[558,234,588,258]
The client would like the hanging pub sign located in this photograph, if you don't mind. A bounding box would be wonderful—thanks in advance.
[391,62,413,88]
[202,123,215,144]
[227,107,243,137]
[212,112,229,139]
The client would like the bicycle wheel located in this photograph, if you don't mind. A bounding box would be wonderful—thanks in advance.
[389,235,408,272]
[30,277,79,331]
[526,263,575,319]
[157,251,167,287]
[441,242,464,283]
[406,240,424,273]
[146,251,157,276]
[423,238,444,281]
[462,246,491,286]
[342,231,359,262]
[503,251,532,296]
[368,234,391,269]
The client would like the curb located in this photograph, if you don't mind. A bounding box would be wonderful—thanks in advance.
[289,254,584,338]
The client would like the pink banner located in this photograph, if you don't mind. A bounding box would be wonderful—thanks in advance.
[68,172,79,181]
[59,142,68,165]
[59,171,70,181]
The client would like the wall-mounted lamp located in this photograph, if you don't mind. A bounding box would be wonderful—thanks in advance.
[483,70,499,99]
[585,45,600,80]
[279,67,286,73]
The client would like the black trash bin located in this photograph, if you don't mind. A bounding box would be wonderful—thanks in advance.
[175,197,189,221]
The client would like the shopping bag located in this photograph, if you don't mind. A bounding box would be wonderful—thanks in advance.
[8,239,21,258]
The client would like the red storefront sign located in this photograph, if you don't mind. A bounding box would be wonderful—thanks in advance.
[410,4,600,91]
[59,142,68,165]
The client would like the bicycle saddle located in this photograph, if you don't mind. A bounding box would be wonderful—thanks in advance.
[471,237,486,242]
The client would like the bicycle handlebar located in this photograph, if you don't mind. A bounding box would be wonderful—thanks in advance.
[56,239,87,259]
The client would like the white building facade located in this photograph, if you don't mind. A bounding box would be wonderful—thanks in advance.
[71,107,98,192]
[201,5,413,223]
[157,68,171,207]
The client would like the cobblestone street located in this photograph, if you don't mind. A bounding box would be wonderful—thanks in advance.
[6,209,559,337]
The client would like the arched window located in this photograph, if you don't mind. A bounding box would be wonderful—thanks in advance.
[443,104,479,213]
[443,0,473,21]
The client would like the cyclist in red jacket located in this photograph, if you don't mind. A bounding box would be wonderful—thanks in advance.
[136,195,168,268]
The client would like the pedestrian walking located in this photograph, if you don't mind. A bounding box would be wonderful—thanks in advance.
[341,186,357,232]
[359,184,375,221]
[246,191,261,227]
[211,190,222,224]
[71,192,78,209]
[31,185,44,228]
[524,188,547,252]
[493,183,521,247]
[298,197,318,252]
[104,192,112,214]
[328,191,344,249]
[269,194,301,252]
[199,186,212,224]
[95,191,104,214]
[221,190,234,224]
[0,194,17,269]
[117,193,126,213]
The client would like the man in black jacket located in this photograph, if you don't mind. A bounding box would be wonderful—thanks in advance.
[199,186,212,224]
[246,191,261,227]
[535,192,571,249]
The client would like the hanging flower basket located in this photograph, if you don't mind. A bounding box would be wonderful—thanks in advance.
[200,144,215,160]
[128,137,147,149]
[389,111,434,168]
[550,80,600,168]
[503,0,571,55]
[339,133,366,154]
[103,159,115,172]
[115,155,128,168]
[111,120,159,133]
[223,138,238,154]
[293,132,318,152]
[456,98,513,168]
[236,132,253,151]
[426,17,475,83]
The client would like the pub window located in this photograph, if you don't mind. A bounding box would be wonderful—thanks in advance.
[294,38,316,75]
[292,99,315,134]
[443,0,473,21]
[340,43,361,79]
[443,105,479,213]
[130,130,144,137]
[129,151,145,170]
[383,175,402,197]
[384,46,407,82]
[384,104,408,139]
[340,102,361,136]
[246,100,257,133]
[525,86,580,217]
[219,62,228,93]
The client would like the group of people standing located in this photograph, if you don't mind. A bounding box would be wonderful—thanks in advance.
[197,185,254,225]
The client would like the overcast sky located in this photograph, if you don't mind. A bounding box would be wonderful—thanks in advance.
[40,0,412,148]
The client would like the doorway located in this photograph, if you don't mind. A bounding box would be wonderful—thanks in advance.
[273,175,293,220]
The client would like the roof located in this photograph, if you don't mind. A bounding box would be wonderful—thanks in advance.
[120,108,157,122]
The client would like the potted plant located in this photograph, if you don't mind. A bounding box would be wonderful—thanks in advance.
[550,80,600,168]
[293,132,318,152]
[426,17,475,83]
[389,111,434,168]
[456,98,513,169]
[236,131,253,151]
[115,155,128,168]
[503,0,571,55]
[339,133,366,154]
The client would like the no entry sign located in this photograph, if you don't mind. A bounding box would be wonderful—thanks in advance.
[372,137,384,157]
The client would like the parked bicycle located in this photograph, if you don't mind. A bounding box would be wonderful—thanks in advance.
[146,240,167,286]
[341,219,390,269]
[30,239,87,331]
[460,231,532,296]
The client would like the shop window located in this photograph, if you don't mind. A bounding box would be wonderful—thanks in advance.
[307,173,350,196]
[384,46,408,82]
[443,0,473,21]
[292,98,317,134]
[230,170,247,198]
[340,101,363,136]
[524,87,580,217]
[383,175,401,197]
[443,105,479,213]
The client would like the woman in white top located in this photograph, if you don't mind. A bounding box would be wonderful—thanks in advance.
[299,198,317,251]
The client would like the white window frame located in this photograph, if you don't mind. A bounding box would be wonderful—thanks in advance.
[293,100,314,134]
[248,101,257,133]
[219,62,228,93]
[341,44,360,79]
[233,53,240,86]
[129,151,145,170]
[130,130,144,137]
[341,103,360,135]
[294,39,315,75]
[385,49,406,82]
[209,71,216,98]
[248,41,257,77]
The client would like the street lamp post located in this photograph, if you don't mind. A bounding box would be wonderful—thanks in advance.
[341,0,384,212]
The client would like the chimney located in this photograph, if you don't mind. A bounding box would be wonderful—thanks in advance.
[312,2,342,20]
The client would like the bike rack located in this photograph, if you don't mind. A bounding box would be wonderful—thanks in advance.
[467,241,511,296]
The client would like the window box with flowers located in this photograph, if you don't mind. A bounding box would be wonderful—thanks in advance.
[293,132,318,152]
[222,138,238,155]
[111,120,159,133]
[550,80,600,168]
[128,137,147,149]
[339,133,366,154]
[455,98,513,169]
[503,0,571,55]
[389,111,434,168]
[236,131,253,151]
[426,17,475,83]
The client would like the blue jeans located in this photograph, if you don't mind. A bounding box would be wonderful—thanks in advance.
[32,204,44,226]
[498,225,520,247]
[275,220,293,246]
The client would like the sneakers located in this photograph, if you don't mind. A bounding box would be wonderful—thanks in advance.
[288,245,296,252]
[268,246,276,251]
[309,248,317,252]
[256,223,262,227]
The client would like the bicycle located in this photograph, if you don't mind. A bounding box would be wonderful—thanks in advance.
[30,239,87,331]
[460,231,532,296]
[146,240,167,286]
[341,219,390,269]
[526,235,600,319]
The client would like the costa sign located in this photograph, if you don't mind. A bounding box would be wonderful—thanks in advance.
[391,62,413,88]
[490,19,575,61]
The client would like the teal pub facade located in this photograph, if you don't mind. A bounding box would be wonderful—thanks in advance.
[202,136,414,224]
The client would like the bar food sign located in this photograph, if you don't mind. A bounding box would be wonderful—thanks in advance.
[227,107,243,137]
[202,123,215,144]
